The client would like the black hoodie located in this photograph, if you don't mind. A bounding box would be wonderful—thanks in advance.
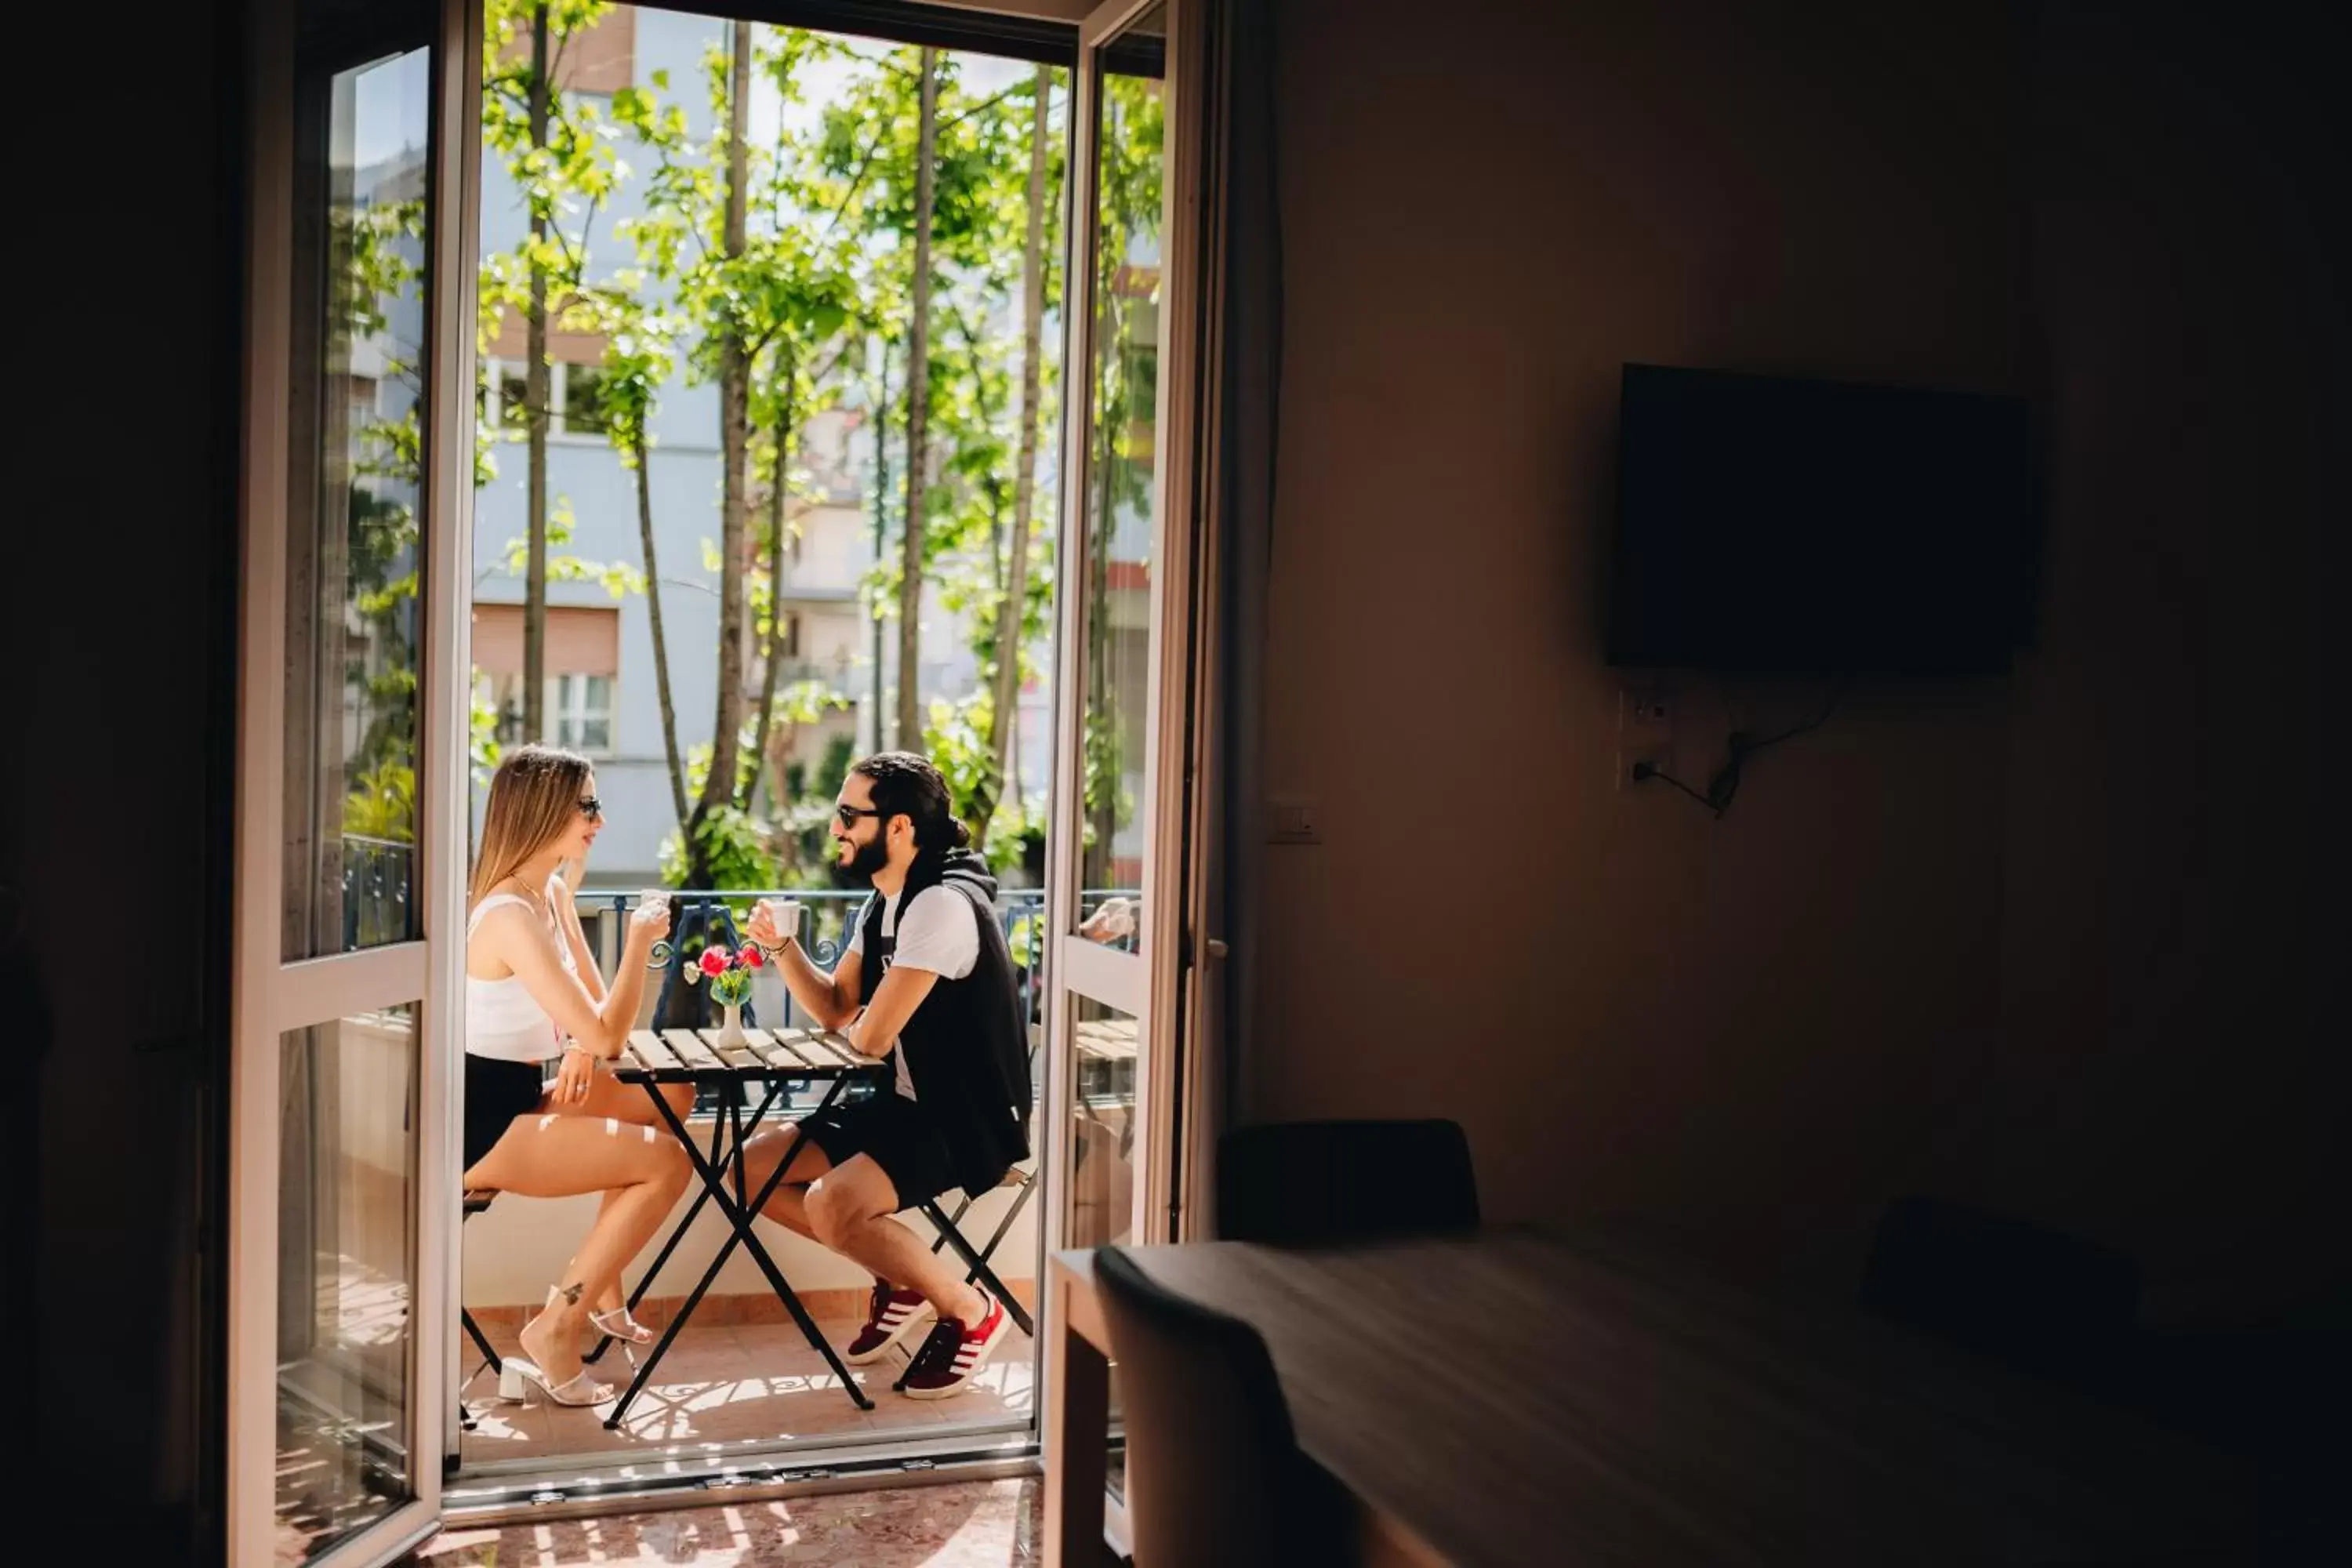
[855,848,1033,1197]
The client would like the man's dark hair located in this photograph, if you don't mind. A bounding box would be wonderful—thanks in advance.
[851,751,972,855]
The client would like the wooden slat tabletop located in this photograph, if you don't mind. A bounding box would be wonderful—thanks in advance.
[739,1027,804,1070]
[1085,1228,2251,1567]
[661,1028,725,1072]
[796,1030,865,1070]
[613,1025,885,1080]
[624,1030,681,1072]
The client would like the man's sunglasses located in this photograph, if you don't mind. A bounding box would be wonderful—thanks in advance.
[579,796,604,821]
[835,803,885,828]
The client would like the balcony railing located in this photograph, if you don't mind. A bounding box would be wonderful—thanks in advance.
[330,844,1138,1059]
[572,885,1138,1039]
[341,835,415,952]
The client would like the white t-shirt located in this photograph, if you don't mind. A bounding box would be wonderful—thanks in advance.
[844,884,979,1099]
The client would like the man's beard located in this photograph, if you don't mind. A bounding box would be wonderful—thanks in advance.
[829,831,889,888]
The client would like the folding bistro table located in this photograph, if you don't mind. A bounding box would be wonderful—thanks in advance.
[597,1025,887,1427]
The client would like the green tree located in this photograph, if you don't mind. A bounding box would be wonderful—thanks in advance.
[480,0,639,742]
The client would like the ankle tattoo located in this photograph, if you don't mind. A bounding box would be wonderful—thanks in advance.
[556,1281,583,1306]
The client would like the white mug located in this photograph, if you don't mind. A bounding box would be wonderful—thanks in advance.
[757,898,804,946]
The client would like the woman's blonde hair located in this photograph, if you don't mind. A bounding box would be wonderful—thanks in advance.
[470,743,593,906]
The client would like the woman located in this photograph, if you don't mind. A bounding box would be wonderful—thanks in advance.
[463,743,693,1408]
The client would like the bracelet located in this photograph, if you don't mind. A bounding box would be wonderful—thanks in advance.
[562,1042,593,1058]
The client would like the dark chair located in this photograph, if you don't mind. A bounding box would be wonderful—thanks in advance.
[1217,1120,1478,1245]
[1094,1247,1353,1566]
[1860,1194,2143,1390]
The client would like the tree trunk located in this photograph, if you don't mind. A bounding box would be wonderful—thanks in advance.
[968,65,1053,851]
[869,343,891,753]
[689,18,756,875]
[634,433,688,827]
[521,3,552,741]
[743,352,795,810]
[895,48,938,753]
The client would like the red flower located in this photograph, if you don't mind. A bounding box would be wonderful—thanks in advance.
[740,943,764,968]
[699,946,730,977]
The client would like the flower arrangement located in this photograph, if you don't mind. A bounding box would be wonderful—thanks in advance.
[687,941,763,1007]
[683,940,764,1044]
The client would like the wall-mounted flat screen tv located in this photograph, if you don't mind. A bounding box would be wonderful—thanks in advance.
[1609,364,2039,675]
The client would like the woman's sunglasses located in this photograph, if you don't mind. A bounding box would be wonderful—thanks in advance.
[579,796,604,821]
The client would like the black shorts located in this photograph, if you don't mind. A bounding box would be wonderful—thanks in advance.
[463,1053,549,1171]
[797,1091,958,1210]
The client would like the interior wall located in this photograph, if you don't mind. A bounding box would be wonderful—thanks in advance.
[1248,0,2344,1309]
[1989,0,2346,1319]
[1250,0,2034,1286]
[16,0,241,1554]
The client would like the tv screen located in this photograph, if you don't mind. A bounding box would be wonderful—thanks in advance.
[1608,364,2038,675]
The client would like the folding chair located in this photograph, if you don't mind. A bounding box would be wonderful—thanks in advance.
[888,1039,1042,1389]
[457,1189,503,1428]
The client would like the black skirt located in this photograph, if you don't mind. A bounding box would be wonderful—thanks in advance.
[463,1053,550,1172]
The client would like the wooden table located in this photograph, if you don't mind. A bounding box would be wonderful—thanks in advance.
[600,1025,889,1426]
[1044,1227,2249,1566]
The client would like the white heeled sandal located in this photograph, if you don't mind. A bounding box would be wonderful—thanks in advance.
[502,1285,614,1409]
[590,1305,656,1345]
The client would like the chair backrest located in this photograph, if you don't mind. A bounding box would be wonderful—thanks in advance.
[1093,1247,1348,1566]
[1861,1194,2142,1385]
[1217,1119,1478,1246]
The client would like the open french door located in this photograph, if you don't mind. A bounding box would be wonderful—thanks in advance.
[1039,0,1213,1541]
[227,0,482,1563]
[1043,0,1206,1276]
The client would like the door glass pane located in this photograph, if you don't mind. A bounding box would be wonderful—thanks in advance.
[1069,995,1141,1250]
[282,5,436,959]
[1076,4,1167,953]
[275,1003,420,1564]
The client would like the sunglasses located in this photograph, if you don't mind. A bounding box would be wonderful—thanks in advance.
[579,796,604,821]
[834,803,885,828]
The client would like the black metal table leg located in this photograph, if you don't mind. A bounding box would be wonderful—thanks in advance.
[601,1073,742,1428]
[602,1069,874,1427]
[584,1093,730,1367]
[704,1073,873,1409]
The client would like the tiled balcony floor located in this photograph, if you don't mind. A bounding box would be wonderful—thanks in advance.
[408,1477,1043,1566]
[459,1316,1036,1465]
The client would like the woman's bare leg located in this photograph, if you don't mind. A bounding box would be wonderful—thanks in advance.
[540,1070,695,1319]
[465,1112,691,1390]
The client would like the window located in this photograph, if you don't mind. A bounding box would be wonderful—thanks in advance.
[485,357,612,438]
[561,362,612,434]
[494,361,529,433]
[553,672,613,751]
[470,604,620,753]
[474,672,613,753]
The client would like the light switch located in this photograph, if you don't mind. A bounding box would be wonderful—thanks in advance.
[1268,797,1321,844]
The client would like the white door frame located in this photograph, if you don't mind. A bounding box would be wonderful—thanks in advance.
[1041,0,1203,1269]
[1039,0,1207,1549]
[226,1,481,1562]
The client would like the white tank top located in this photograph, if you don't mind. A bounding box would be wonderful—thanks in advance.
[464,887,576,1063]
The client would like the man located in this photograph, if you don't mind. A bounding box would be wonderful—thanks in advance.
[740,752,1031,1399]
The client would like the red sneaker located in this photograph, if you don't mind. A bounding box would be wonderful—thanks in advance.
[899,1290,1010,1400]
[844,1281,935,1366]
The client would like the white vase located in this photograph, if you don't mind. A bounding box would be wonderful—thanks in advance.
[714,1000,747,1049]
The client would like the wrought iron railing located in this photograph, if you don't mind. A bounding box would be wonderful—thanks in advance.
[341,835,416,952]
[572,885,1139,1036]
